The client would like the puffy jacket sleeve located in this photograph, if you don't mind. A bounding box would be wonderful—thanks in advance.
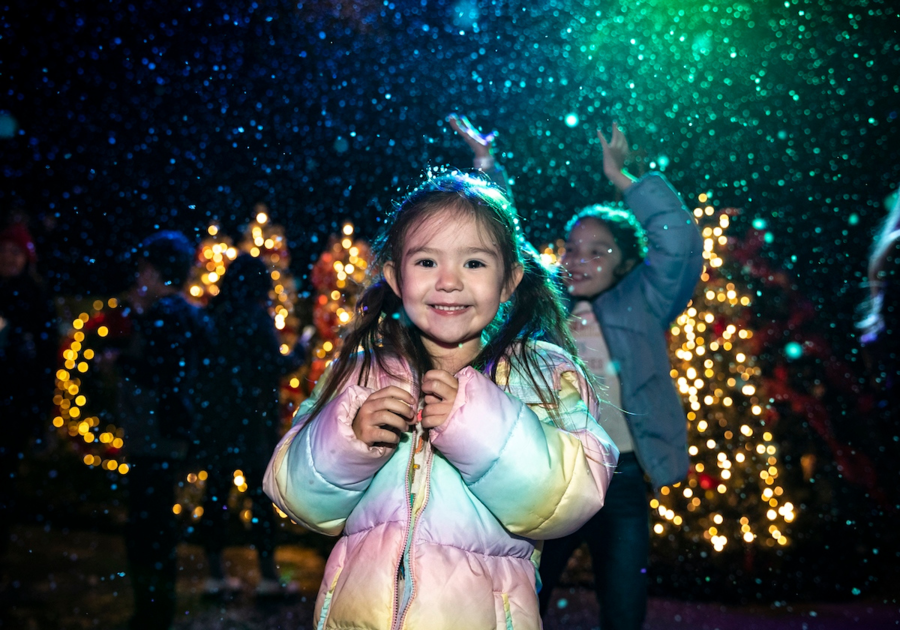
[429,362,618,540]
[263,379,394,536]
[623,172,704,325]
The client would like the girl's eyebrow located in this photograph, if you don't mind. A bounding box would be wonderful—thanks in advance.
[406,245,499,259]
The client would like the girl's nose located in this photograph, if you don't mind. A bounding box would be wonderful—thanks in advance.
[435,268,463,291]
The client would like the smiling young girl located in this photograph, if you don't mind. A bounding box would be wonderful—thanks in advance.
[264,172,618,630]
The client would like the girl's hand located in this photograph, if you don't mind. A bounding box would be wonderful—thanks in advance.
[598,122,636,192]
[420,370,459,429]
[448,113,495,161]
[352,386,416,447]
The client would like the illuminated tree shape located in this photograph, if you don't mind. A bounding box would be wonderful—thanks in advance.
[652,197,796,553]
[51,298,131,475]
[307,222,372,387]
[186,224,237,304]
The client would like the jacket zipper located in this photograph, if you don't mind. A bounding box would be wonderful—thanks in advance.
[394,435,433,630]
[391,424,434,630]
[391,420,419,629]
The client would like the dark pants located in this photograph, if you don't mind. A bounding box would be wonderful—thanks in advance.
[125,457,179,630]
[0,430,28,560]
[199,465,277,569]
[538,452,650,630]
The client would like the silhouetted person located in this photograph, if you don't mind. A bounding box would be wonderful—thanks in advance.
[196,253,306,596]
[0,222,58,562]
[116,231,210,630]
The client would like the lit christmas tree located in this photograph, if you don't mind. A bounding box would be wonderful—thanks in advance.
[652,196,796,553]
[270,222,373,526]
[306,223,372,387]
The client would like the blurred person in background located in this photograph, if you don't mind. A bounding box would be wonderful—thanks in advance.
[116,230,211,630]
[195,253,309,598]
[0,220,58,569]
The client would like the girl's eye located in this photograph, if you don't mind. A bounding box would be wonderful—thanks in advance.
[415,259,436,268]
[464,260,486,269]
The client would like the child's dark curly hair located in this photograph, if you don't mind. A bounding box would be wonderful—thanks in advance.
[565,205,648,280]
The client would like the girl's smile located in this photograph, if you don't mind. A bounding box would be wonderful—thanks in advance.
[430,304,469,313]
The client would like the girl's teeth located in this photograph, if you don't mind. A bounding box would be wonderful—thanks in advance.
[434,305,465,311]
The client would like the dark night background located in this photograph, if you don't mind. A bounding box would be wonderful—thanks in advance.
[3,0,898,307]
[1,0,899,625]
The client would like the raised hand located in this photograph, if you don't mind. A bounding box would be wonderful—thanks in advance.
[448,113,495,160]
[597,122,636,192]
[420,369,459,430]
[352,385,417,447]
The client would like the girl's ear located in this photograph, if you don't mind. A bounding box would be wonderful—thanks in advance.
[383,261,402,297]
[502,263,525,302]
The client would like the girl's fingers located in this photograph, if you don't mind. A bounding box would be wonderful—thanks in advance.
[423,369,459,388]
[421,402,451,417]
[422,377,458,402]
[369,385,416,404]
[449,113,491,146]
[461,116,479,138]
[597,129,609,148]
[432,382,457,402]
[370,426,401,446]
[449,113,472,136]
[371,409,412,432]
[611,122,627,148]
[421,402,453,429]
[376,396,416,419]
[367,386,416,413]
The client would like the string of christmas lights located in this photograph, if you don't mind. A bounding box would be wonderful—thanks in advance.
[52,298,130,474]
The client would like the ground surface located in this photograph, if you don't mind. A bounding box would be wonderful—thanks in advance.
[1,524,898,629]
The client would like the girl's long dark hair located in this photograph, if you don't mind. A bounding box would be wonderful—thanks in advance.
[306,170,585,424]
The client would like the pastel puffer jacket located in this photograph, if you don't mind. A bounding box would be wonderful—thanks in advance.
[264,343,618,630]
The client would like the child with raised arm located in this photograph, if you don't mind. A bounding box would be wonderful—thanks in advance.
[450,114,704,630]
[264,172,618,630]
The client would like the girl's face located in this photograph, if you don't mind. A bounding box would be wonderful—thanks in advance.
[0,242,28,279]
[384,209,522,373]
[561,217,629,298]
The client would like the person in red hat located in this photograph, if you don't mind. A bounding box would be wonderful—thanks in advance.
[0,221,58,566]
[0,222,37,277]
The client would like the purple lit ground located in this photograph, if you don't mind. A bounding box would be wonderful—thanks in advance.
[2,525,897,630]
